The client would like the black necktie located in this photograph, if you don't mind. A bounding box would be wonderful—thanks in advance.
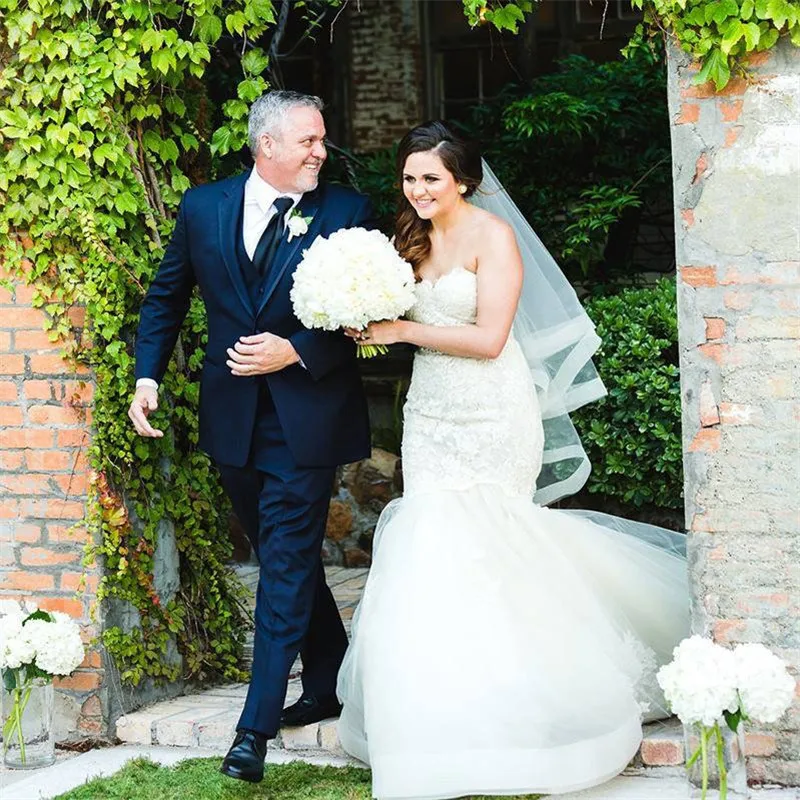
[252,196,294,277]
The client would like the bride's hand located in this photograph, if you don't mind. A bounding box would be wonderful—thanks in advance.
[344,321,402,346]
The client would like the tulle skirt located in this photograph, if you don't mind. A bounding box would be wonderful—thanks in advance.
[337,484,689,800]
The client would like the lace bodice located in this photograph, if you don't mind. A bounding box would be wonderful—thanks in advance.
[401,267,544,498]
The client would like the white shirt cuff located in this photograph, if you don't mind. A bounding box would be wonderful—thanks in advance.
[136,378,159,390]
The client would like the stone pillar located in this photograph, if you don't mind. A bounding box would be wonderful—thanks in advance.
[668,41,800,784]
[346,0,425,151]
[0,261,106,738]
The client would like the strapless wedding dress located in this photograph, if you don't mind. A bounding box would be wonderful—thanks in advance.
[337,266,690,800]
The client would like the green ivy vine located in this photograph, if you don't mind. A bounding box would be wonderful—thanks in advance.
[465,0,800,89]
[0,0,319,686]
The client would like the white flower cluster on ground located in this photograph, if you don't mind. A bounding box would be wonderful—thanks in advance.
[657,634,795,726]
[290,227,416,332]
[0,600,85,677]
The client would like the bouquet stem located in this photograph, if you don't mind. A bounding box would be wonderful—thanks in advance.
[356,343,389,358]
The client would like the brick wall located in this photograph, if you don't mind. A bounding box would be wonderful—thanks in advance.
[347,0,425,151]
[0,260,106,739]
[668,41,800,784]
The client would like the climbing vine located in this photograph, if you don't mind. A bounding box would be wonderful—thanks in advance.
[465,0,800,89]
[0,0,332,686]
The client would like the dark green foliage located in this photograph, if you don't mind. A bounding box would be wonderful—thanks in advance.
[572,279,683,509]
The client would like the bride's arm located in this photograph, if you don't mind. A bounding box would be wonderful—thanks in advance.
[366,222,523,360]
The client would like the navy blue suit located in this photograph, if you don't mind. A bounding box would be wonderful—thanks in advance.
[135,171,373,736]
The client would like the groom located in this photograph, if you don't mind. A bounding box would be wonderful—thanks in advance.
[128,91,373,782]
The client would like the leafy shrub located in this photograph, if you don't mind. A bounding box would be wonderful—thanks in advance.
[572,279,683,509]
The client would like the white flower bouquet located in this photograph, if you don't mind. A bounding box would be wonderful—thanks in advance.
[1,600,85,765]
[290,227,416,358]
[657,635,795,799]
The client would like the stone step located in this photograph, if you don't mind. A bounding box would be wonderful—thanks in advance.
[116,689,684,772]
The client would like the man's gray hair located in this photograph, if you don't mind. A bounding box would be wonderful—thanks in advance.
[248,91,324,155]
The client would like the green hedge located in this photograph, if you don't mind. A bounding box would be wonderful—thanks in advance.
[572,279,683,509]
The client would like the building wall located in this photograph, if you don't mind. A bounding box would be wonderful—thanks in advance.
[346,0,425,151]
[0,259,105,737]
[668,41,800,783]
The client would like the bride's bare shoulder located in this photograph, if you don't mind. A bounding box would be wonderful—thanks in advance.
[469,206,517,247]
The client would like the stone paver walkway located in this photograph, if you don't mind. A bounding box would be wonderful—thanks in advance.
[116,565,368,756]
[116,563,690,776]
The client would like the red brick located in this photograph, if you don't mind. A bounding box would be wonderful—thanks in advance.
[699,381,720,427]
[724,127,742,148]
[682,78,748,98]
[14,329,61,351]
[688,428,721,452]
[12,283,38,304]
[0,307,46,329]
[13,524,42,543]
[25,449,74,471]
[27,405,81,425]
[720,99,744,122]
[698,343,725,363]
[53,472,89,496]
[767,375,792,399]
[0,451,25,470]
[20,547,80,566]
[0,354,25,375]
[692,153,710,185]
[77,718,104,734]
[0,571,55,591]
[57,429,88,447]
[0,331,11,351]
[681,209,695,227]
[676,103,700,124]
[0,284,13,303]
[0,499,18,519]
[0,428,54,448]
[55,671,103,691]
[0,380,18,400]
[0,406,23,425]
[38,596,84,617]
[64,381,94,405]
[19,498,86,520]
[0,473,53,495]
[24,379,58,400]
[724,290,753,310]
[60,570,98,592]
[719,403,762,426]
[81,650,103,669]
[704,317,726,341]
[682,266,716,287]
[68,307,86,328]
[28,353,71,375]
[713,619,748,644]
[81,694,102,717]
[640,737,684,766]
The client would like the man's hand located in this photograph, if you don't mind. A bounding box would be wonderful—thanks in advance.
[227,332,300,377]
[128,385,164,438]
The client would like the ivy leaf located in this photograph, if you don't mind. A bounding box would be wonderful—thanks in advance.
[695,47,731,89]
[721,18,745,53]
[209,125,234,156]
[225,11,247,35]
[195,15,223,45]
[743,21,761,48]
[241,47,269,76]
[705,0,739,25]
[485,3,526,33]
[741,0,755,19]
[93,143,117,166]
[791,21,800,45]
[114,191,138,214]
[151,49,176,75]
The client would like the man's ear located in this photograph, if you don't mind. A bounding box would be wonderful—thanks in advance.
[261,134,273,159]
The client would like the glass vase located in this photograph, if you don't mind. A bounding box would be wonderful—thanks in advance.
[2,670,55,769]
[683,721,748,800]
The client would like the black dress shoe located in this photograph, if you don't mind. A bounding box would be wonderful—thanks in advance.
[281,694,342,727]
[220,730,267,783]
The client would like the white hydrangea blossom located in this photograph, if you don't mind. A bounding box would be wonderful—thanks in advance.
[733,643,795,724]
[290,227,416,332]
[657,635,739,726]
[0,603,85,677]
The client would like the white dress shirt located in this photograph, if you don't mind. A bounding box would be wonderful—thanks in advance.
[136,169,303,391]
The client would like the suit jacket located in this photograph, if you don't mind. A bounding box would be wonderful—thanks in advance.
[134,171,373,468]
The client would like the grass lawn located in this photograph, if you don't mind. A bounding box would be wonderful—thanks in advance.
[53,758,541,800]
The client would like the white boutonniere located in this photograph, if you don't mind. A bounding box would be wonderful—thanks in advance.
[287,208,313,242]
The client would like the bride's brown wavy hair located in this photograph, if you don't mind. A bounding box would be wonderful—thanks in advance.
[394,121,483,274]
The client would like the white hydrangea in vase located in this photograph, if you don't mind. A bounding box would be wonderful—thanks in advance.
[1,600,86,768]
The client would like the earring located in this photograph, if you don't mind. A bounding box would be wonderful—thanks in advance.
[458,184,467,195]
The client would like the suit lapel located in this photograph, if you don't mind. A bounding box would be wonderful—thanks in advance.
[218,172,253,319]
[256,186,323,318]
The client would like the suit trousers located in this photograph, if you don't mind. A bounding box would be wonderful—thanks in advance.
[215,389,348,737]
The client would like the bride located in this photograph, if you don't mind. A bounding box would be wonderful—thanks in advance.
[336,121,689,800]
